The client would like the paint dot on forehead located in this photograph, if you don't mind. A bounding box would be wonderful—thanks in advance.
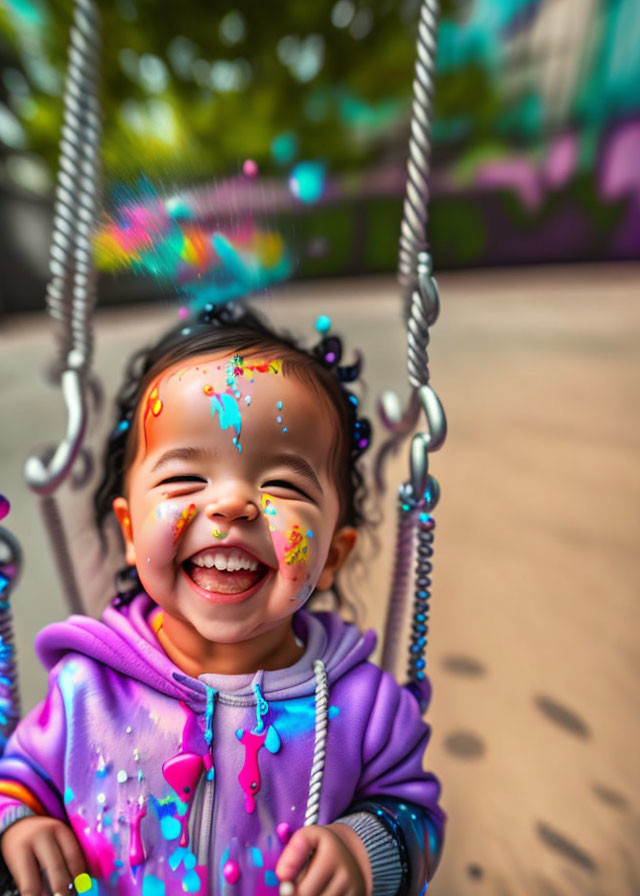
[276,401,283,409]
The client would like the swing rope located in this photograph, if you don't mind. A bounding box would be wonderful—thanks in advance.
[380,0,447,705]
[23,0,102,615]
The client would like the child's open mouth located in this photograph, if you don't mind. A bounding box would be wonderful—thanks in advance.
[184,547,268,596]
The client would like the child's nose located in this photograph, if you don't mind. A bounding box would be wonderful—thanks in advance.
[203,486,259,523]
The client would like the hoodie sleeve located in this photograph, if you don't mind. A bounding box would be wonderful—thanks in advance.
[0,664,69,833]
[343,668,445,893]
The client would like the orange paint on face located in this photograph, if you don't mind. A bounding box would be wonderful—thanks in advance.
[246,360,282,375]
[142,378,165,448]
[172,503,197,543]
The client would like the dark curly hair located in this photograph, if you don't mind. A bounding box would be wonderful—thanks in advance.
[94,303,372,607]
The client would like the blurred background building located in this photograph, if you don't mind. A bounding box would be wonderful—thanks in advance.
[0,0,639,312]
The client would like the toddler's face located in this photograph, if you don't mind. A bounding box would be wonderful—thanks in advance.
[113,351,353,647]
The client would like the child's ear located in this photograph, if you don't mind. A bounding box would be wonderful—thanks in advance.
[112,497,137,566]
[316,527,357,592]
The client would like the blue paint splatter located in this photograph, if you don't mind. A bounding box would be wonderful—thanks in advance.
[270,698,340,736]
[169,847,187,871]
[182,869,200,892]
[64,787,75,803]
[210,393,242,450]
[265,870,279,887]
[142,874,165,896]
[160,815,181,840]
[251,847,263,867]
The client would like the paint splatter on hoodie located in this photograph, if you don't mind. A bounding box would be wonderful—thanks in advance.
[0,594,444,894]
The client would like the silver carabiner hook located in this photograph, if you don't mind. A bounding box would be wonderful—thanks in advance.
[417,384,447,452]
[408,385,446,504]
[23,351,88,497]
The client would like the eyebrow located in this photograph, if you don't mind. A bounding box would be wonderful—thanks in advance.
[267,453,323,495]
[151,447,213,473]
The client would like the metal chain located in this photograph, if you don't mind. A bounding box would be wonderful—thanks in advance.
[407,515,434,684]
[380,496,417,674]
[380,0,446,703]
[23,0,102,614]
[0,526,22,749]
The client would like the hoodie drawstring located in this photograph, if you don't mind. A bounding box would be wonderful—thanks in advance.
[253,682,269,732]
[304,659,328,827]
[204,686,217,746]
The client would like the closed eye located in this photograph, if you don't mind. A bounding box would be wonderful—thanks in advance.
[262,479,312,500]
[157,475,207,486]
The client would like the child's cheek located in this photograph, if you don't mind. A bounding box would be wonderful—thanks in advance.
[261,495,320,597]
[141,500,198,560]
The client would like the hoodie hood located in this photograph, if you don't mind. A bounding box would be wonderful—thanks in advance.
[35,593,377,711]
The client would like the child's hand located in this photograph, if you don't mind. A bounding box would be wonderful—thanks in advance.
[1,816,87,896]
[275,823,372,896]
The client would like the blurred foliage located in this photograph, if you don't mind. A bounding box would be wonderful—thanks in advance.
[0,0,540,190]
[0,0,451,184]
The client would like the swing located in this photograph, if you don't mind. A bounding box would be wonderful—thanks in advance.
[0,0,446,869]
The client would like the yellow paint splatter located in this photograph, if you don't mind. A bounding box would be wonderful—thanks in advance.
[284,524,309,566]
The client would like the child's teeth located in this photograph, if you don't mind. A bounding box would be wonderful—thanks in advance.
[192,549,259,572]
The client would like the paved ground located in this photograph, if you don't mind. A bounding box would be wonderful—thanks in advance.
[1,264,639,894]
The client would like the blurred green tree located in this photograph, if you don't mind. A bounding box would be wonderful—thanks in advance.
[0,0,460,187]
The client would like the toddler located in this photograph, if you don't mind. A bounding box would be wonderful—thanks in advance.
[0,304,444,895]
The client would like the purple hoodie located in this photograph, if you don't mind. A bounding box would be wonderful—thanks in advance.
[0,595,444,895]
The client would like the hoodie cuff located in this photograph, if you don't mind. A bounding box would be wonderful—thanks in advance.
[0,802,36,839]
[335,811,402,896]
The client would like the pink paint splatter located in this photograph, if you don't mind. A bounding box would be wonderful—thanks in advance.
[223,860,241,884]
[128,799,147,868]
[243,159,259,178]
[236,728,268,814]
